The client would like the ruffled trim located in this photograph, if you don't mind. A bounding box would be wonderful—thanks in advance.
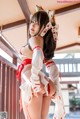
[52,83,66,119]
[20,81,32,103]
[20,71,49,103]
[20,71,65,119]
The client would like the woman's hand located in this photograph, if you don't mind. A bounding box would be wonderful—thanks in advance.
[48,80,56,97]
[32,81,45,97]
[40,82,45,94]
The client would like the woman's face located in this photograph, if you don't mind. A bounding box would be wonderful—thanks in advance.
[29,20,40,36]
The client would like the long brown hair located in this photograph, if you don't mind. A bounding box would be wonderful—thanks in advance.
[30,11,56,60]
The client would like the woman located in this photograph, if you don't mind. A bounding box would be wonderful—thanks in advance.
[17,10,65,119]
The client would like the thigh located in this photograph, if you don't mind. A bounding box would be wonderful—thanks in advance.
[22,92,43,119]
[41,95,52,119]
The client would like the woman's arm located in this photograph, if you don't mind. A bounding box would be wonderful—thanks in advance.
[45,59,65,119]
[29,37,44,93]
[45,59,59,83]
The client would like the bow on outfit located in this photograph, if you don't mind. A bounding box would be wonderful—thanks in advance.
[40,22,58,42]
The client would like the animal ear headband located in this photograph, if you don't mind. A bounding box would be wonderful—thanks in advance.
[35,5,55,23]
[30,5,59,41]
[30,5,55,23]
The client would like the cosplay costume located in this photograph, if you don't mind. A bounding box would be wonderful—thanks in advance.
[16,22,65,119]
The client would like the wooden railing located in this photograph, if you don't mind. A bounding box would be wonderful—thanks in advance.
[54,58,80,77]
[0,35,80,119]
[0,36,24,119]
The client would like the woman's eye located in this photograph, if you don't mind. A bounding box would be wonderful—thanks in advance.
[30,20,33,23]
[35,22,39,25]
[31,21,38,24]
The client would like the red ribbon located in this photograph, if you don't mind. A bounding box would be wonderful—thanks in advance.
[16,64,24,81]
[16,59,32,82]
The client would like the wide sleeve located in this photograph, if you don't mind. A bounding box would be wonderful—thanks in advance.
[30,46,44,93]
[45,59,59,83]
[45,59,65,119]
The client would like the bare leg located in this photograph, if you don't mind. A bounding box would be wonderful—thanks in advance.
[41,96,51,119]
[41,80,56,119]
[22,92,43,119]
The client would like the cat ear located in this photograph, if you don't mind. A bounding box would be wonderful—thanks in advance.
[45,10,49,14]
[35,5,44,12]
[47,10,55,23]
[30,14,33,20]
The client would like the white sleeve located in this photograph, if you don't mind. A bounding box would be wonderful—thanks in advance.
[45,59,59,82]
[30,46,44,92]
[45,60,65,118]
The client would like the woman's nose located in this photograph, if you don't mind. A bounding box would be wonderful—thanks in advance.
[32,21,37,26]
[31,23,35,27]
[32,23,35,26]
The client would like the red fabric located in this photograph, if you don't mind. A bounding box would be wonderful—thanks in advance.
[43,57,47,63]
[45,60,55,67]
[22,58,32,65]
[16,64,24,81]
[48,83,50,94]
[20,49,22,54]
[59,95,61,100]
[16,59,32,81]
[32,46,41,51]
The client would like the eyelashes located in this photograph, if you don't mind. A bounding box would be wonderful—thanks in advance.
[30,20,39,25]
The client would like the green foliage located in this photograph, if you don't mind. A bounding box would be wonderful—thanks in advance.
[69,96,80,107]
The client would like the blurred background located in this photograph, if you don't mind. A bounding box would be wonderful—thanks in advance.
[0,0,80,119]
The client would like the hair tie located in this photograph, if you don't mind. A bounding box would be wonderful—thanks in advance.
[40,22,59,41]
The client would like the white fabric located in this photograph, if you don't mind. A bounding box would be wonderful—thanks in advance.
[20,55,65,118]
[47,62,59,83]
[20,80,32,104]
[40,22,58,41]
[30,47,44,92]
[20,69,49,103]
[39,71,49,95]
[52,82,65,119]
[46,59,65,119]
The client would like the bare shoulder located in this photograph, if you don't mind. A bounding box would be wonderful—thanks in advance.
[29,36,43,50]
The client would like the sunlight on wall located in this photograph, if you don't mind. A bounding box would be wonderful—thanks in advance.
[0,48,12,63]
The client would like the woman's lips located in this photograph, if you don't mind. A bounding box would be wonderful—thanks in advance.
[31,28,34,31]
